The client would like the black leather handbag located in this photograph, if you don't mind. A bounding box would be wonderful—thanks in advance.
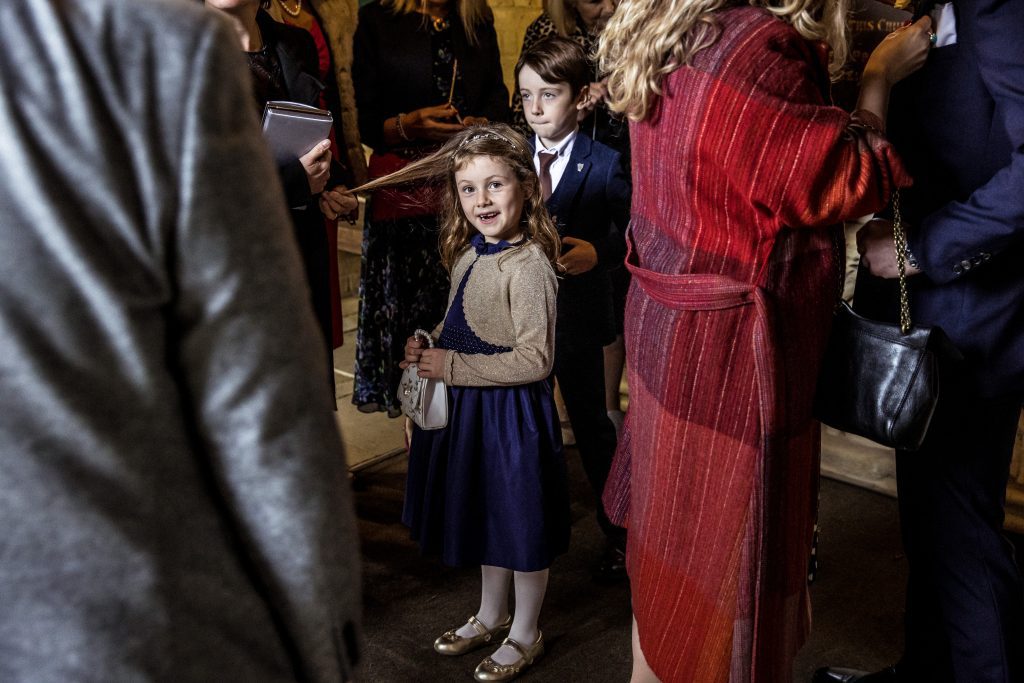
[814,194,960,451]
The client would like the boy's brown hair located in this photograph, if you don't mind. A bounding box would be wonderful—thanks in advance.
[514,36,590,97]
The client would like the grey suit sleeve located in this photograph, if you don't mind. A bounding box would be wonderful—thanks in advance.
[171,19,360,682]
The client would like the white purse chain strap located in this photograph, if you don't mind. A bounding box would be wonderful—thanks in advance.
[401,329,435,405]
[413,328,434,349]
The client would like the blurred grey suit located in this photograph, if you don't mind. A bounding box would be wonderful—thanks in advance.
[0,1,361,681]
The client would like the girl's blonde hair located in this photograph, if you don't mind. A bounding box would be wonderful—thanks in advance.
[382,0,494,46]
[598,0,849,121]
[355,124,561,272]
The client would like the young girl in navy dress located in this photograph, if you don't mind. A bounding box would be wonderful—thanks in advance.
[358,123,568,682]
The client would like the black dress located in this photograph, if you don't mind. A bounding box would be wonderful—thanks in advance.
[247,11,351,399]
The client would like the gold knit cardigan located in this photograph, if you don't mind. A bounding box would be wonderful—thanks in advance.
[432,242,558,387]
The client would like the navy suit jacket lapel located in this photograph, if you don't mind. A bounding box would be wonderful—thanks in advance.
[547,133,592,230]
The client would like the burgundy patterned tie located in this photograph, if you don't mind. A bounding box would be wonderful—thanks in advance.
[538,151,557,201]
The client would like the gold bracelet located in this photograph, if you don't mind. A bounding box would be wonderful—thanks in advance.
[852,109,886,137]
[396,113,410,142]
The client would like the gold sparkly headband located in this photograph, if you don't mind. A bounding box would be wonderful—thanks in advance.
[455,130,527,156]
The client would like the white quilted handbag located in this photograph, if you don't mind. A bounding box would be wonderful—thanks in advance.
[399,329,448,430]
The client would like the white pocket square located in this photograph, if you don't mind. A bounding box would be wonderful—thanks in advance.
[932,3,957,47]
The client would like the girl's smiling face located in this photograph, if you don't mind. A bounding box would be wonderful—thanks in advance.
[455,155,525,244]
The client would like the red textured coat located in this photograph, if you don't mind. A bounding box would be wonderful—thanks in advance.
[602,8,910,682]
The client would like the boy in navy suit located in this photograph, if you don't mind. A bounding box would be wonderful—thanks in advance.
[516,37,632,581]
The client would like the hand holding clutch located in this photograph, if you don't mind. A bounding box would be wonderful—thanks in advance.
[400,329,448,430]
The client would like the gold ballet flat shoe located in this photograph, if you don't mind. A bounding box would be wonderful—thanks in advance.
[473,632,544,681]
[433,615,512,656]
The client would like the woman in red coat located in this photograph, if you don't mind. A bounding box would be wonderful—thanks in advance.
[596,1,933,681]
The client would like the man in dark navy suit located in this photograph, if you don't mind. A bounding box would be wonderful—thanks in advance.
[817,0,1024,681]
[517,37,632,581]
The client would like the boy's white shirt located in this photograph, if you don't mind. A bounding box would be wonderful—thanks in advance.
[533,128,578,196]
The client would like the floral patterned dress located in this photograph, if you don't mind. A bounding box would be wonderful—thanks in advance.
[352,17,457,416]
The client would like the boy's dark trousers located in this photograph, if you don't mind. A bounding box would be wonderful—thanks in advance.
[553,335,627,550]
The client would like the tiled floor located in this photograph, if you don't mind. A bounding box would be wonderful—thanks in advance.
[333,295,407,471]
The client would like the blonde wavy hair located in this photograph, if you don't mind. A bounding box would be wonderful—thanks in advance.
[383,0,494,46]
[355,124,561,272]
[598,0,849,121]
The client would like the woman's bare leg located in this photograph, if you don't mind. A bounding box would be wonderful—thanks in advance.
[603,335,625,412]
[630,615,661,683]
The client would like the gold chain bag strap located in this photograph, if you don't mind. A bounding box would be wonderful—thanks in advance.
[813,191,961,451]
[399,329,449,430]
[891,191,914,334]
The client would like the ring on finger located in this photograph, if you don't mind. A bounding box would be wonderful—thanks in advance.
[928,31,937,45]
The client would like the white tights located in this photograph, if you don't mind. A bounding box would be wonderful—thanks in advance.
[454,565,549,666]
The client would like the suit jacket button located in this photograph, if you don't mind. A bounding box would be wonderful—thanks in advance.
[960,259,972,271]
[982,252,992,261]
[953,264,963,275]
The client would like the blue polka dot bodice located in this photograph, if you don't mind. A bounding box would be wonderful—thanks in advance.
[436,235,519,355]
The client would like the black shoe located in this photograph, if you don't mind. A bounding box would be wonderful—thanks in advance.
[812,666,899,683]
[592,544,627,583]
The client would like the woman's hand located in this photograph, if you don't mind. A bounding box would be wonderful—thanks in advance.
[857,218,922,279]
[300,139,332,195]
[319,185,358,220]
[578,80,608,121]
[863,16,934,86]
[559,236,598,275]
[413,348,447,379]
[403,104,465,142]
[856,16,933,123]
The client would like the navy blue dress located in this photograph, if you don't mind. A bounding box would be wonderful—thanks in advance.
[403,237,570,572]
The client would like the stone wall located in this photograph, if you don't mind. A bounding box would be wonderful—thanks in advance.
[491,0,544,94]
